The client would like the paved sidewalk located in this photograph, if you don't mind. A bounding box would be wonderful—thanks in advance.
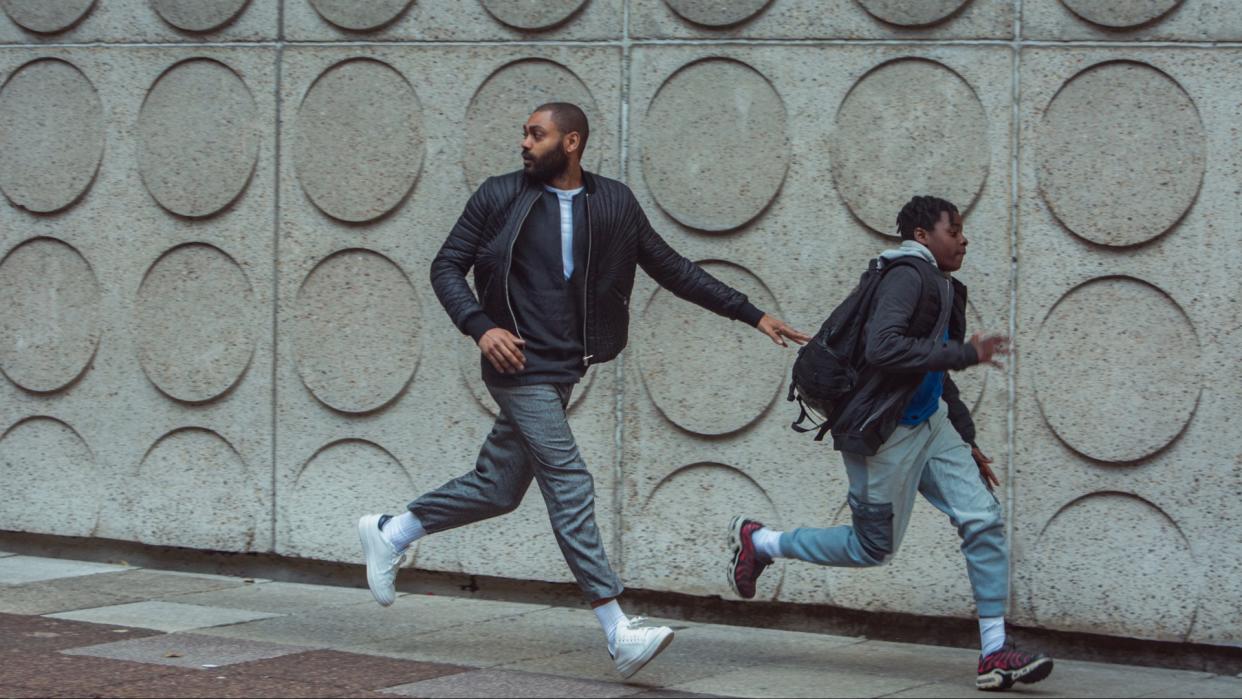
[1,552,1240,698]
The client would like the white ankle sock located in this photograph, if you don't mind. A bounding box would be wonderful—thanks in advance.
[594,600,627,654]
[980,616,1006,655]
[381,512,426,551]
[752,527,784,561]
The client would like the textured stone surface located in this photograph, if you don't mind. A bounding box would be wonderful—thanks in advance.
[641,58,788,232]
[1015,47,1242,646]
[1037,61,1205,247]
[284,0,623,41]
[1060,0,1182,29]
[831,58,989,236]
[290,250,422,414]
[663,0,772,27]
[856,0,972,26]
[0,59,103,213]
[0,0,94,34]
[138,58,259,218]
[293,58,424,223]
[135,244,257,403]
[306,0,413,31]
[0,0,275,41]
[1023,0,1242,40]
[0,45,278,564]
[99,428,268,552]
[630,0,1013,39]
[0,238,101,393]
[0,418,98,537]
[480,0,587,30]
[149,0,252,32]
[1031,277,1200,463]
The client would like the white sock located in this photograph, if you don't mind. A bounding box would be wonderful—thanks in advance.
[980,616,1006,655]
[593,600,627,654]
[380,512,426,551]
[752,527,784,561]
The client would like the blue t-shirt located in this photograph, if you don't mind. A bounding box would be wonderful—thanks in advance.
[899,328,949,426]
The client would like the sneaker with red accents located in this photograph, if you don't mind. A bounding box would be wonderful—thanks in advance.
[977,643,1054,691]
[727,515,770,600]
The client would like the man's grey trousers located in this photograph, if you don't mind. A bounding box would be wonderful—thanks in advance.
[408,382,624,602]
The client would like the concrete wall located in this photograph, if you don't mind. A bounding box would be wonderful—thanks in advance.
[1,0,1238,648]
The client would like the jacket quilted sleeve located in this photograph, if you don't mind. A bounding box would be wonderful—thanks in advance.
[632,200,764,327]
[863,266,978,373]
[430,179,500,343]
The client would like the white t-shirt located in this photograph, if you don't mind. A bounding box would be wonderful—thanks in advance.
[545,185,584,280]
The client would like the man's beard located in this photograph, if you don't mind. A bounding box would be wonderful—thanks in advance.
[523,142,569,183]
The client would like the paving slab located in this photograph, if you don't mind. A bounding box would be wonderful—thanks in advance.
[198,594,547,650]
[668,664,934,699]
[504,621,863,687]
[381,668,645,698]
[0,650,191,695]
[63,632,311,669]
[46,601,283,632]
[228,649,469,690]
[355,606,600,668]
[166,580,377,615]
[0,579,138,615]
[1142,677,1242,698]
[77,570,261,598]
[0,556,132,586]
[95,672,347,698]
[0,613,161,653]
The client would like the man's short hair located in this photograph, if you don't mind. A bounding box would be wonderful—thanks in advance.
[534,102,589,151]
[896,195,959,240]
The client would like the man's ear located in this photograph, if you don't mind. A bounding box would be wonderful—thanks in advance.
[564,131,581,155]
[913,227,929,245]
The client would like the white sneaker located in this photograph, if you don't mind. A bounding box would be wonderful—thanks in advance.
[357,514,403,607]
[612,617,674,679]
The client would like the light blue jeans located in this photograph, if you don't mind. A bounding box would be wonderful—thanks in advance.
[781,406,1009,617]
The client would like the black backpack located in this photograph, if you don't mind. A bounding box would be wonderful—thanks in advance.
[787,256,923,440]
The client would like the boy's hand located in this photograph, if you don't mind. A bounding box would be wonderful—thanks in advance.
[757,314,811,347]
[969,332,1010,369]
[972,445,1001,490]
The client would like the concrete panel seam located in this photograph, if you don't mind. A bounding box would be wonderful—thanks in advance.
[1007,0,1022,619]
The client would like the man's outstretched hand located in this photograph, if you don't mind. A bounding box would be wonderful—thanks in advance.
[479,328,525,374]
[972,445,1001,491]
[757,314,811,348]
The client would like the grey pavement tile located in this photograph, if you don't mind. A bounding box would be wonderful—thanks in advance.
[0,570,259,616]
[198,594,547,650]
[355,606,600,668]
[0,556,132,585]
[95,672,346,698]
[46,601,283,632]
[65,569,259,598]
[0,580,138,615]
[166,580,378,614]
[504,622,861,688]
[63,631,311,669]
[627,692,724,699]
[1137,675,1242,698]
[0,552,15,558]
[380,668,644,698]
[668,664,931,699]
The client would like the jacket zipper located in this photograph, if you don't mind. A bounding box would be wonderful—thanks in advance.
[582,192,594,367]
[504,193,539,341]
